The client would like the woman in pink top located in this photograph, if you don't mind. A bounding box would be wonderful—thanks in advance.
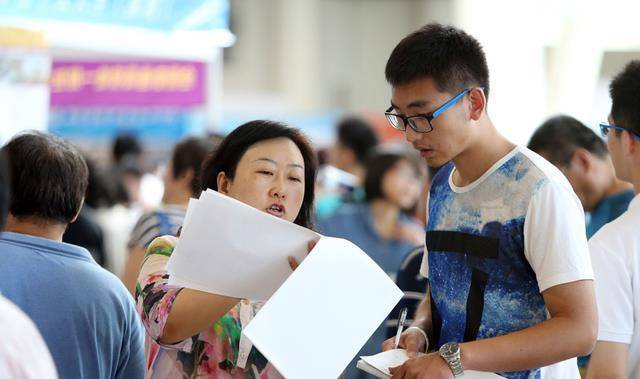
[135,120,317,378]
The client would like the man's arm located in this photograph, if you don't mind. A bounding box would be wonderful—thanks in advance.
[460,279,597,372]
[586,341,628,379]
[382,283,433,356]
[390,280,597,378]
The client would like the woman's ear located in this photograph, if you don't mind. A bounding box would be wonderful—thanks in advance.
[217,172,231,194]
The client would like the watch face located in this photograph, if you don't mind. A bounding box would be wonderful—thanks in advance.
[440,342,459,357]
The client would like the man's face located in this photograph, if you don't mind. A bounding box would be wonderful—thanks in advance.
[390,77,473,167]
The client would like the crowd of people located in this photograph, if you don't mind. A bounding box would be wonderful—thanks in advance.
[1,22,639,379]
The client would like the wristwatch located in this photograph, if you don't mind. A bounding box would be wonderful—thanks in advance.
[439,342,464,377]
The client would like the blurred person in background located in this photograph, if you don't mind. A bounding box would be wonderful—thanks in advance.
[135,121,317,378]
[0,132,144,379]
[316,116,380,217]
[0,151,58,379]
[63,156,107,266]
[317,148,425,379]
[123,136,218,294]
[528,115,634,238]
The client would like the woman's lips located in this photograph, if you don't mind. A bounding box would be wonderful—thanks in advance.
[266,203,286,217]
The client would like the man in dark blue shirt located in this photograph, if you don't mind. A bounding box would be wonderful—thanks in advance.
[528,114,634,238]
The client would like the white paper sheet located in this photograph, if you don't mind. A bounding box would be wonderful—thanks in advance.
[167,189,320,300]
[357,349,504,378]
[242,237,404,379]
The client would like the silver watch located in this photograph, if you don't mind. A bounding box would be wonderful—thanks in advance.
[439,342,464,377]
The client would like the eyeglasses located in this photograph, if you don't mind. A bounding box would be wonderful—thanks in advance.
[385,87,478,133]
[599,123,640,141]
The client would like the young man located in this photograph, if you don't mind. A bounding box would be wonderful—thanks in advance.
[381,24,596,378]
[0,132,144,379]
[528,115,634,237]
[123,136,217,293]
[586,61,640,379]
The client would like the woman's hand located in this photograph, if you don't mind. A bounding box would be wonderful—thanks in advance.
[288,239,318,270]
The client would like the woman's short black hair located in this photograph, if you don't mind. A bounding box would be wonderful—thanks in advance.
[201,120,317,229]
[2,131,88,224]
[364,149,421,205]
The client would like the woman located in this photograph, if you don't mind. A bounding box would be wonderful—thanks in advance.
[316,148,424,379]
[135,120,317,378]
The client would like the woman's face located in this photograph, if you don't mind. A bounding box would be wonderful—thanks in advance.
[217,137,306,223]
[380,159,421,210]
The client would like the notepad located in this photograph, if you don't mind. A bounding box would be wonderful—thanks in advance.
[357,349,504,378]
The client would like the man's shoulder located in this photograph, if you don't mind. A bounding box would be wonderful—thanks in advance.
[590,206,640,253]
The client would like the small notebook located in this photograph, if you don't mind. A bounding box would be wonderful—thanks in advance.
[357,349,504,378]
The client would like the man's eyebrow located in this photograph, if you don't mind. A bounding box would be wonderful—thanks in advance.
[389,100,430,110]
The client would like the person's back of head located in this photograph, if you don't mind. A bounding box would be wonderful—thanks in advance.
[2,131,88,226]
[330,117,379,173]
[528,115,608,166]
[528,115,615,211]
[112,134,142,165]
[168,136,219,198]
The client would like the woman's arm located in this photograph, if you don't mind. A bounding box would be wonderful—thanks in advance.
[161,289,239,344]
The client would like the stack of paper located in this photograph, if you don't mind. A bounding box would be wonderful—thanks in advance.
[357,349,504,378]
[166,189,405,378]
[168,189,320,300]
[242,237,404,379]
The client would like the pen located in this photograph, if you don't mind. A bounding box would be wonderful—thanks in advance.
[394,307,408,349]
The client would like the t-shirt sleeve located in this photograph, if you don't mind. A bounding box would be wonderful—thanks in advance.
[420,192,430,278]
[590,236,633,344]
[523,180,594,292]
[135,236,193,352]
[116,295,146,379]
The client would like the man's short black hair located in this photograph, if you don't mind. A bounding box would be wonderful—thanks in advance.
[2,132,88,224]
[171,136,219,197]
[336,117,379,163]
[610,60,640,136]
[385,23,490,100]
[528,115,608,166]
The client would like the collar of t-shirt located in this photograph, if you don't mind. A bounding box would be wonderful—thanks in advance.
[0,231,94,263]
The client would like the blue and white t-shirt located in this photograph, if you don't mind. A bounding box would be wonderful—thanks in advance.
[420,146,593,379]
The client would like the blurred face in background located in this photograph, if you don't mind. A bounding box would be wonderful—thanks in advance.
[328,141,355,173]
[217,137,305,223]
[380,158,422,211]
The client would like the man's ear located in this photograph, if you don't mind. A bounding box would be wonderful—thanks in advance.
[624,130,639,156]
[70,198,84,224]
[571,148,593,174]
[468,87,486,121]
[217,172,231,194]
[177,168,195,188]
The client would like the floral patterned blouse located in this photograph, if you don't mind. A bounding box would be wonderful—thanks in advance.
[135,235,282,378]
